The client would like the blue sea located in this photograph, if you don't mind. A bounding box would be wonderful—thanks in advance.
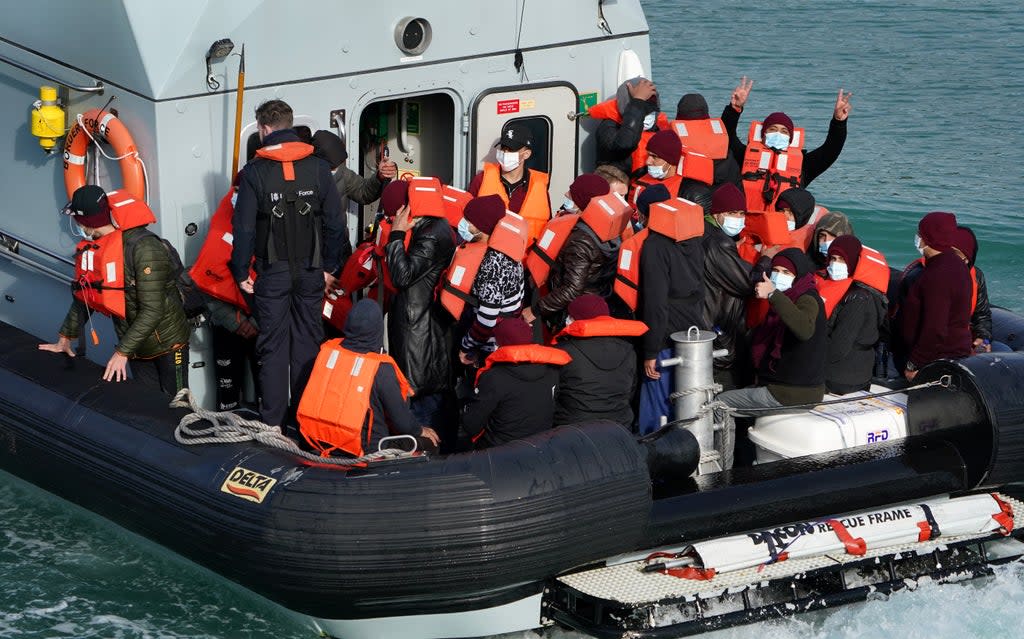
[3,1,1023,638]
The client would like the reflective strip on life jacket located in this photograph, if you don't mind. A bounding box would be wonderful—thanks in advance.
[614,227,648,312]
[442,184,473,228]
[669,118,730,160]
[189,188,252,312]
[556,316,648,339]
[474,343,572,385]
[407,176,447,218]
[741,121,805,213]
[479,163,551,242]
[106,189,156,230]
[297,340,411,457]
[525,214,580,288]
[647,197,704,242]
[72,232,127,319]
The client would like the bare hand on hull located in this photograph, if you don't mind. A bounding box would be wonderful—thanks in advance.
[103,351,129,382]
[39,336,75,357]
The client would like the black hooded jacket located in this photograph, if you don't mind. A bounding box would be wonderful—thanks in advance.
[701,220,756,370]
[554,334,636,426]
[461,360,560,448]
[385,216,456,394]
[341,300,422,450]
[826,282,888,394]
[639,232,706,359]
[596,93,657,177]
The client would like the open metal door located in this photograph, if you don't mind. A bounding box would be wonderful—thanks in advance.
[471,82,579,210]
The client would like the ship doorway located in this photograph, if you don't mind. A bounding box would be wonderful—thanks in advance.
[471,82,579,211]
[355,93,456,237]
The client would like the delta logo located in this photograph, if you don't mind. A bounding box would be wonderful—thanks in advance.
[220,466,277,504]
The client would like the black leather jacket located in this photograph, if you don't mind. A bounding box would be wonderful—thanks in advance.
[701,220,755,370]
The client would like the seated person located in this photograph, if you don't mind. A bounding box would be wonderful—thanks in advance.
[594,164,631,199]
[716,249,826,414]
[951,225,1006,353]
[460,318,570,448]
[776,187,817,236]
[809,210,854,269]
[553,294,646,428]
[822,236,887,394]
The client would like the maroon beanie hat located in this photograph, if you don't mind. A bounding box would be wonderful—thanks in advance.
[463,194,507,235]
[645,130,682,167]
[827,234,863,273]
[569,173,610,211]
[918,211,958,252]
[763,112,794,135]
[64,184,112,228]
[494,317,534,347]
[952,226,978,264]
[380,180,410,216]
[711,183,746,214]
[567,294,609,321]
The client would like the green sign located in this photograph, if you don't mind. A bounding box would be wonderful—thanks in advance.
[578,92,599,113]
[405,101,420,135]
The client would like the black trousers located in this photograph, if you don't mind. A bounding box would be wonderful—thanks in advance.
[211,325,259,410]
[131,345,189,398]
[252,262,324,427]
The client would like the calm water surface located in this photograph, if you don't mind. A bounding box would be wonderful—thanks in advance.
[3,1,1023,637]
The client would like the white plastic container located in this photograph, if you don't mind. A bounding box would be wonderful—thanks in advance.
[748,385,908,463]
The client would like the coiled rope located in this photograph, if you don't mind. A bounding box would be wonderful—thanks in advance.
[169,388,413,466]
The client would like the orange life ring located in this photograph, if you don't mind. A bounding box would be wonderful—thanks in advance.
[63,109,146,201]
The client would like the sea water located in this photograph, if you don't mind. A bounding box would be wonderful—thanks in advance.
[2,1,1023,637]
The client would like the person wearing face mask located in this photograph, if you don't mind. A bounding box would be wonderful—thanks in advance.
[41,185,191,397]
[552,294,647,428]
[721,76,852,213]
[468,122,551,241]
[897,212,973,381]
[814,235,889,394]
[775,187,823,249]
[701,184,761,390]
[383,177,458,435]
[588,77,667,178]
[716,248,827,413]
[631,130,715,215]
[311,129,397,213]
[808,210,855,270]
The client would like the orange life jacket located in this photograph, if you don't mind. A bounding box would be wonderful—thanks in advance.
[479,162,551,242]
[189,188,252,312]
[970,266,978,314]
[440,212,529,318]
[525,192,632,287]
[407,176,447,219]
[631,150,714,206]
[668,118,730,160]
[613,198,704,311]
[474,343,572,386]
[814,245,891,318]
[297,340,412,457]
[741,121,805,213]
[254,141,315,176]
[71,191,157,319]
[736,209,808,266]
[441,184,473,228]
[787,204,829,251]
[556,316,648,339]
[587,97,672,174]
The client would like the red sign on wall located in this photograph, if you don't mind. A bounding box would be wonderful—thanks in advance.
[496,99,520,114]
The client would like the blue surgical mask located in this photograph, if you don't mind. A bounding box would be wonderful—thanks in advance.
[562,196,578,213]
[642,112,658,130]
[764,131,790,151]
[827,262,849,281]
[786,220,796,232]
[721,216,745,237]
[819,239,833,255]
[770,271,795,292]
[457,218,476,242]
[647,163,667,180]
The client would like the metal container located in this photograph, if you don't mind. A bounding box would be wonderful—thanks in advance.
[660,327,723,474]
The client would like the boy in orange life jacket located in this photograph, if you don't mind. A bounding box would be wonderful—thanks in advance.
[41,185,190,396]
[553,295,646,428]
[460,318,570,449]
[821,235,887,394]
[522,174,615,327]
[467,122,551,241]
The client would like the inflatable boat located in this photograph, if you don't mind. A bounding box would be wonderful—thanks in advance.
[3,309,1024,639]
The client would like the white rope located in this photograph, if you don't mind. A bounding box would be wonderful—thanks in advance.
[76,113,151,204]
[169,389,414,466]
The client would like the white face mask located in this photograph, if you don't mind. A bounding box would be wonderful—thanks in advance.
[647,163,667,180]
[457,218,477,243]
[819,239,833,255]
[827,262,849,281]
[914,234,924,255]
[764,131,790,151]
[771,271,795,292]
[642,112,658,130]
[786,220,797,232]
[496,149,520,172]
[721,216,745,237]
[562,196,578,213]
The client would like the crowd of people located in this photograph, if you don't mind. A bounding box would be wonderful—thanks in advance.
[41,82,997,460]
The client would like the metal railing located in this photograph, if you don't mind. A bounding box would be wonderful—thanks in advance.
[0,229,74,285]
[0,51,104,94]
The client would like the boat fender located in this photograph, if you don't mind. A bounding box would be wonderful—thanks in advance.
[641,424,699,480]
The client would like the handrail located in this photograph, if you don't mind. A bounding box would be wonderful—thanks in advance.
[0,51,104,94]
[0,229,74,266]
[0,229,74,285]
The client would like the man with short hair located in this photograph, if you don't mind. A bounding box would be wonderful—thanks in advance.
[230,99,347,428]
[468,122,551,241]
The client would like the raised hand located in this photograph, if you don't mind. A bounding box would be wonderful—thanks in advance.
[731,76,754,111]
[755,272,776,299]
[627,78,657,102]
[834,88,853,121]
